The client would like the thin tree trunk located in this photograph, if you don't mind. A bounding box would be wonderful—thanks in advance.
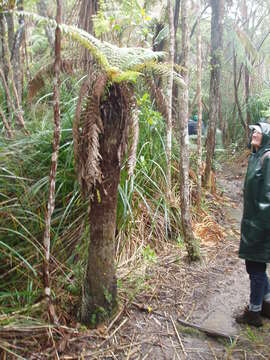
[0,13,12,126]
[196,0,202,208]
[43,0,62,325]
[0,15,26,131]
[0,68,26,131]
[4,12,14,55]
[244,64,251,127]
[172,0,180,122]
[233,45,247,136]
[231,103,236,142]
[36,0,55,49]
[218,92,225,145]
[204,0,224,189]
[0,105,13,138]
[78,0,99,68]
[11,0,24,102]
[242,0,251,130]
[173,0,180,63]
[179,0,200,261]
[166,0,175,196]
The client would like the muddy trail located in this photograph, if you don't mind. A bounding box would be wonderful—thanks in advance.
[49,158,269,360]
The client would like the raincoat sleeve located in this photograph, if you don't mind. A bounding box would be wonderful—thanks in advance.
[258,156,270,228]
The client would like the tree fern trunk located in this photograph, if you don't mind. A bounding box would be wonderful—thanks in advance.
[179,0,200,261]
[81,83,130,325]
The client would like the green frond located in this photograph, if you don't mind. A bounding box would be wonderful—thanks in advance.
[19,11,165,80]
[153,24,169,48]
[60,24,111,72]
[111,70,141,83]
[134,61,186,87]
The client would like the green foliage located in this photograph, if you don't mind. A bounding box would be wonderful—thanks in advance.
[0,78,86,314]
[247,89,270,122]
[142,244,156,263]
[93,0,153,46]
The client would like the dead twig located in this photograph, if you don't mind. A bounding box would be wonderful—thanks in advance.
[207,341,217,360]
[99,317,128,347]
[170,316,187,359]
[177,318,236,340]
[106,304,126,333]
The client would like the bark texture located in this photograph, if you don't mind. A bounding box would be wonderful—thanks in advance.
[43,0,62,324]
[0,14,26,131]
[166,0,175,195]
[78,0,99,68]
[36,0,55,48]
[233,44,246,133]
[81,83,132,325]
[11,0,24,102]
[204,0,224,188]
[196,0,202,208]
[179,0,200,261]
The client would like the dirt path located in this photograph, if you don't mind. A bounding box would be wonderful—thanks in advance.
[58,159,270,360]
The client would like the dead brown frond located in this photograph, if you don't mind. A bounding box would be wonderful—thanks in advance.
[74,72,108,197]
[145,75,168,119]
[193,214,226,246]
[28,59,76,102]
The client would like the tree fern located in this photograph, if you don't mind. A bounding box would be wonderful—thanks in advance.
[19,11,186,88]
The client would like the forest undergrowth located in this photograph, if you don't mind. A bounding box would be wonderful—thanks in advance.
[3,144,270,359]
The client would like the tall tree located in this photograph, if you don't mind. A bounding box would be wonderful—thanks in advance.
[204,0,224,189]
[78,0,99,67]
[0,13,26,131]
[36,0,55,49]
[42,0,62,324]
[179,0,200,261]
[196,0,203,207]
[242,0,251,132]
[78,0,99,34]
[12,0,24,102]
[166,0,175,195]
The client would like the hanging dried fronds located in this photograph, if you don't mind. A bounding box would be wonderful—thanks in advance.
[28,59,76,102]
[74,72,108,197]
[145,75,168,119]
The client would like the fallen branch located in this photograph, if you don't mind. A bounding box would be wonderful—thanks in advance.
[177,318,236,340]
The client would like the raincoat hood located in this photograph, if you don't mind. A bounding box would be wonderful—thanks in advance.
[250,122,270,149]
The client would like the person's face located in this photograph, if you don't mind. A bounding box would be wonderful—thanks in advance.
[251,130,263,151]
